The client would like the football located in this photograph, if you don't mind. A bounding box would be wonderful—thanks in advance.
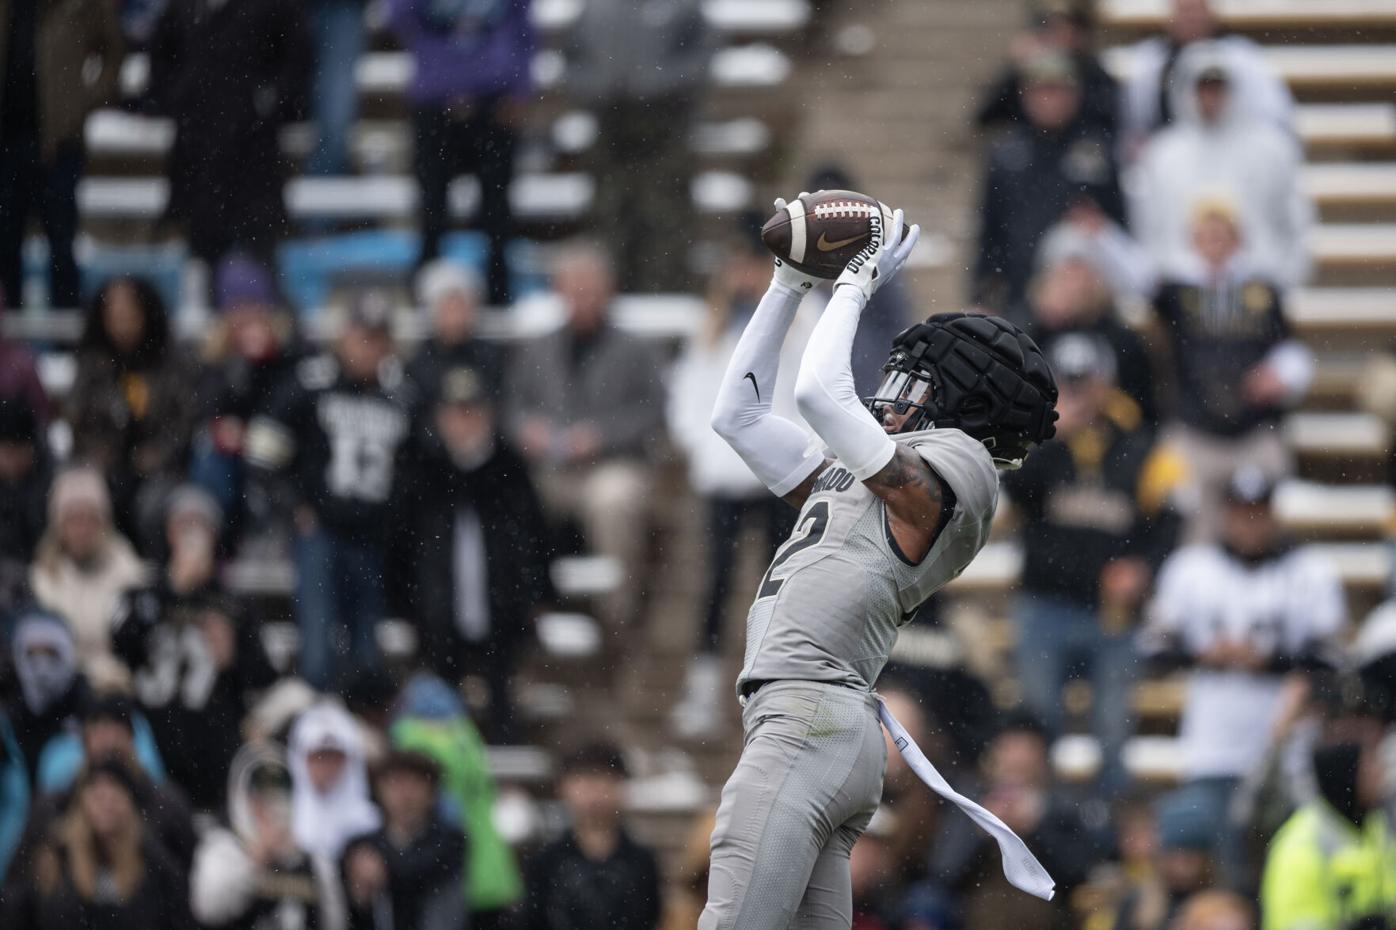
[761,190,896,279]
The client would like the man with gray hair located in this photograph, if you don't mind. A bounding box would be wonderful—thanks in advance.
[505,243,664,631]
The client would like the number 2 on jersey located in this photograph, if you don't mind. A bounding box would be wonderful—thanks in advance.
[756,501,831,600]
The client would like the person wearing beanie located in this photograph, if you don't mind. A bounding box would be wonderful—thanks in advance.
[194,254,301,540]
[110,484,277,808]
[389,364,552,742]
[1260,708,1396,930]
[405,259,505,410]
[1110,789,1219,930]
[972,48,1125,315]
[29,467,147,687]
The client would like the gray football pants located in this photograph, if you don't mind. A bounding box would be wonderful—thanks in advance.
[698,681,887,930]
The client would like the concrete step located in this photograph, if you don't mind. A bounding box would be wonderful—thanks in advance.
[1105,44,1396,99]
[1101,0,1396,33]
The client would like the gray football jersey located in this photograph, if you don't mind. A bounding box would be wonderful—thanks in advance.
[737,427,999,692]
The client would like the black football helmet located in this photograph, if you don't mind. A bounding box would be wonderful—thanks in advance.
[864,313,1058,469]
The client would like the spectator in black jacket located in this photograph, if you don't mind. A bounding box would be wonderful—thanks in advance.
[1004,334,1185,795]
[111,485,278,808]
[521,744,661,930]
[246,292,416,691]
[392,365,552,742]
[0,399,51,567]
[0,758,194,930]
[193,254,302,542]
[343,750,464,930]
[975,0,1118,141]
[972,51,1126,319]
[1151,198,1312,542]
[406,260,505,407]
[148,0,310,268]
[930,713,1106,930]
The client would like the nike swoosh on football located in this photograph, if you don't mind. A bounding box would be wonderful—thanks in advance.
[743,371,761,402]
[816,232,867,252]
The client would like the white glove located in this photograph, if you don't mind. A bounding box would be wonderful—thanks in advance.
[833,207,920,304]
[771,194,820,293]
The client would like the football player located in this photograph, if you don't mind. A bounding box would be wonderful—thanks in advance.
[700,200,1060,930]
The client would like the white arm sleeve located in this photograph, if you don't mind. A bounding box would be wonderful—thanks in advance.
[709,280,826,496]
[793,286,897,481]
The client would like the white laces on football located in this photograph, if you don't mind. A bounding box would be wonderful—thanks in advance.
[834,207,920,303]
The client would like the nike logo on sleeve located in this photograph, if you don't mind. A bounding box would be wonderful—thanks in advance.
[744,371,761,401]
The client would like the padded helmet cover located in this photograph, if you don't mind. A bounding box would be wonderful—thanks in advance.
[872,313,1059,466]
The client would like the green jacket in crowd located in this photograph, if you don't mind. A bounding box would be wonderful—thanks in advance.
[391,713,523,911]
[1261,801,1396,930]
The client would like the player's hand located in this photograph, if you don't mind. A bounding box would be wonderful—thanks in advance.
[771,194,820,293]
[834,207,919,304]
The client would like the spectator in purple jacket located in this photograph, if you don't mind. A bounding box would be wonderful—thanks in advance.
[387,0,535,307]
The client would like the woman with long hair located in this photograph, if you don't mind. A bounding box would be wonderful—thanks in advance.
[0,758,192,930]
[66,276,199,550]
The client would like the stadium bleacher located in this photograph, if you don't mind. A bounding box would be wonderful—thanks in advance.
[5,0,1396,894]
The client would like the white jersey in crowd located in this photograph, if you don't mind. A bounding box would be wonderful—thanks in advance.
[1142,542,1346,780]
[738,427,998,693]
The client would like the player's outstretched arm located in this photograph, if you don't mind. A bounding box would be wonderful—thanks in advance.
[793,209,945,557]
[710,200,829,506]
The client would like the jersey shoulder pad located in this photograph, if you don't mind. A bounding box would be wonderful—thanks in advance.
[296,354,339,390]
[906,428,999,524]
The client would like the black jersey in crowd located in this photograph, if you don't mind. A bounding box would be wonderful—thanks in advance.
[1153,276,1290,437]
[246,355,416,542]
[1004,404,1180,608]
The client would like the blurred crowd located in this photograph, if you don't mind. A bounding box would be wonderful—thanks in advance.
[0,0,712,307]
[1,1,1396,930]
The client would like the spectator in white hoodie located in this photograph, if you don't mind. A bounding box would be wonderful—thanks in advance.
[1118,0,1292,160]
[1130,43,1311,289]
[287,702,381,862]
[665,229,813,738]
